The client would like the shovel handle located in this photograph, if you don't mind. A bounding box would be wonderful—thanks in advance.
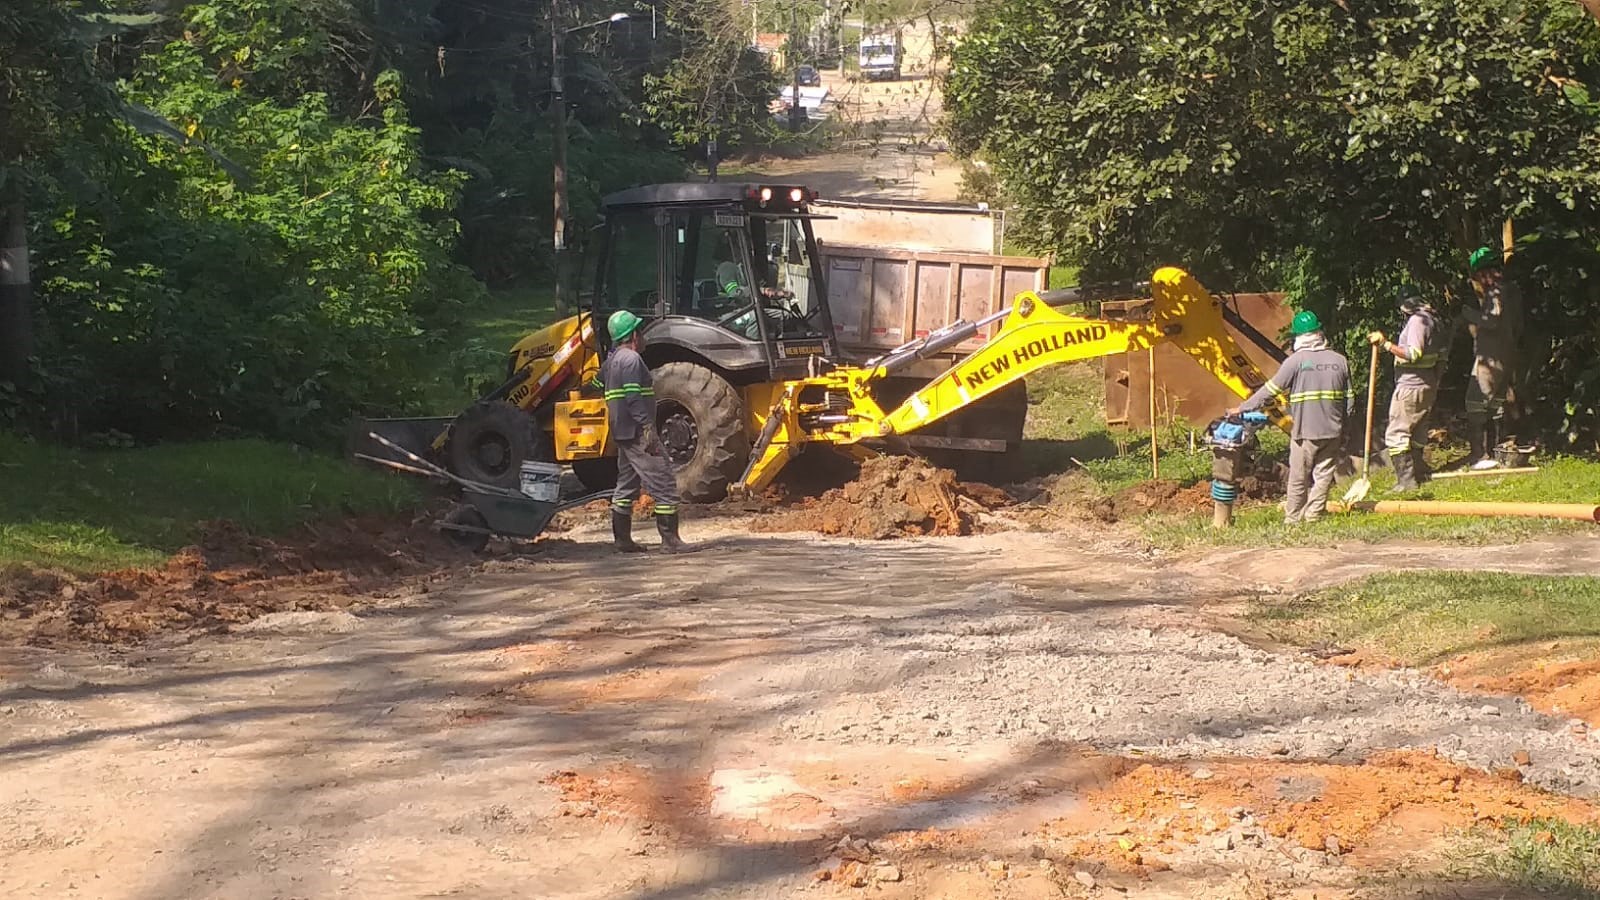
[1362,343,1380,475]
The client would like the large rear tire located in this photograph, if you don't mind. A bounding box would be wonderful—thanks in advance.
[651,362,750,502]
[447,401,544,489]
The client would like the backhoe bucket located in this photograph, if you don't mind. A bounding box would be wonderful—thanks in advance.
[346,416,453,465]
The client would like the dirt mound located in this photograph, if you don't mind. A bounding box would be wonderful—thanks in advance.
[1089,479,1210,523]
[752,455,1010,539]
[0,516,467,647]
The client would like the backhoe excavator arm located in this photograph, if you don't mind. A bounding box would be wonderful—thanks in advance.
[733,267,1290,495]
[880,267,1289,438]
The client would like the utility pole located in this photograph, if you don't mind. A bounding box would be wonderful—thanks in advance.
[787,0,802,131]
[551,0,571,317]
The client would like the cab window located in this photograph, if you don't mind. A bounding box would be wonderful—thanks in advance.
[605,210,661,311]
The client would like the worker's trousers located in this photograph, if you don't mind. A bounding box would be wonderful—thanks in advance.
[1384,385,1437,457]
[1285,437,1340,524]
[613,428,681,517]
[1464,352,1513,425]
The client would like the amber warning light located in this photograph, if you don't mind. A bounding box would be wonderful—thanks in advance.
[745,185,815,209]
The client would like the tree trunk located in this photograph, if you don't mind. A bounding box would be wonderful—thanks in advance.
[0,186,33,384]
[1581,0,1600,24]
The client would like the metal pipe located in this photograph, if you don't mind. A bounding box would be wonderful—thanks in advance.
[1332,500,1600,522]
[1430,466,1539,479]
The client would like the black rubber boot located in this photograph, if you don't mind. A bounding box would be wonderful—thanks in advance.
[1411,445,1432,484]
[613,510,646,553]
[1390,451,1418,492]
[656,513,689,553]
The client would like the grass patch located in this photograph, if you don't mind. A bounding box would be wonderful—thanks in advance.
[465,283,555,353]
[1021,363,1225,491]
[1249,571,1600,667]
[0,433,419,574]
[421,283,559,414]
[1148,457,1596,549]
[1454,818,1600,897]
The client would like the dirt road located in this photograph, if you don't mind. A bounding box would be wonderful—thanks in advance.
[756,21,964,203]
[5,516,1600,899]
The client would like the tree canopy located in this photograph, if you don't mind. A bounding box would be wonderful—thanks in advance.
[1,0,782,442]
[947,0,1600,442]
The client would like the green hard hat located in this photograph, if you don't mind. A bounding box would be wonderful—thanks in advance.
[607,309,642,342]
[1469,246,1500,272]
[1289,309,1322,336]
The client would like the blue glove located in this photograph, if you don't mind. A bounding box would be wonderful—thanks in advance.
[1241,411,1270,425]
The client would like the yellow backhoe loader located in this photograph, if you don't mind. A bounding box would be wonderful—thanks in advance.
[357,182,1290,503]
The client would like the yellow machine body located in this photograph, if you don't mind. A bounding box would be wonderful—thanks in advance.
[732,267,1291,493]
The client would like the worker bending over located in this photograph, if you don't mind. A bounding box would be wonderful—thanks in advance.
[1368,285,1443,491]
[1232,311,1353,524]
[1462,246,1524,470]
[602,310,688,553]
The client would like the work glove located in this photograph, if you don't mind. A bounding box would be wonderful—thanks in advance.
[1367,331,1386,346]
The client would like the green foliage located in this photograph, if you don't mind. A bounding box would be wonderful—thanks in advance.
[641,0,783,151]
[947,0,1600,443]
[21,8,483,442]
[0,432,417,573]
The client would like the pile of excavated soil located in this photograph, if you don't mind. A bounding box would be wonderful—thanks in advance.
[0,517,466,647]
[1088,478,1211,523]
[752,456,1012,539]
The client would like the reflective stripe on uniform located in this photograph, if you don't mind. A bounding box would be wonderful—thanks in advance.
[652,504,678,515]
[1396,351,1440,369]
[604,383,655,399]
[1286,390,1350,403]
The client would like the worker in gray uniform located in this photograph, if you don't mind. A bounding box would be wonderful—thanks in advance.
[1368,285,1443,491]
[1462,246,1523,469]
[1230,310,1353,524]
[601,310,688,553]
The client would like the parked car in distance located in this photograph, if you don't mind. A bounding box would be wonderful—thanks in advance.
[796,65,821,87]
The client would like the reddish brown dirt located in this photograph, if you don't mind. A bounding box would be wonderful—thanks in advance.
[1047,750,1597,873]
[0,517,466,647]
[1089,479,1210,523]
[541,764,712,832]
[529,747,1598,890]
[1449,657,1600,731]
[753,456,983,539]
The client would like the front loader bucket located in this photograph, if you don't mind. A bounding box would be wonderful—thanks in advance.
[346,416,453,466]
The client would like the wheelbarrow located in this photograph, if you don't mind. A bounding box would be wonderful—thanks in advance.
[358,432,609,553]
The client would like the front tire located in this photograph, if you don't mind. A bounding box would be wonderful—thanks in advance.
[440,504,491,554]
[447,401,541,489]
[651,362,750,502]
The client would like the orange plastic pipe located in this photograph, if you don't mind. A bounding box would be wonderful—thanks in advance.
[1333,500,1600,522]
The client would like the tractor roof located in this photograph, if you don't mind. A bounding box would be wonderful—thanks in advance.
[601,182,810,209]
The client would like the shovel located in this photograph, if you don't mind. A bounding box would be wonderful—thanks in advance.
[1342,342,1381,504]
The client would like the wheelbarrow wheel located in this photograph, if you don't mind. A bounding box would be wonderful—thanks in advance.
[441,503,491,554]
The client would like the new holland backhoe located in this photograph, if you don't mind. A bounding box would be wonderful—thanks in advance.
[357,182,1290,502]
[360,181,1029,502]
